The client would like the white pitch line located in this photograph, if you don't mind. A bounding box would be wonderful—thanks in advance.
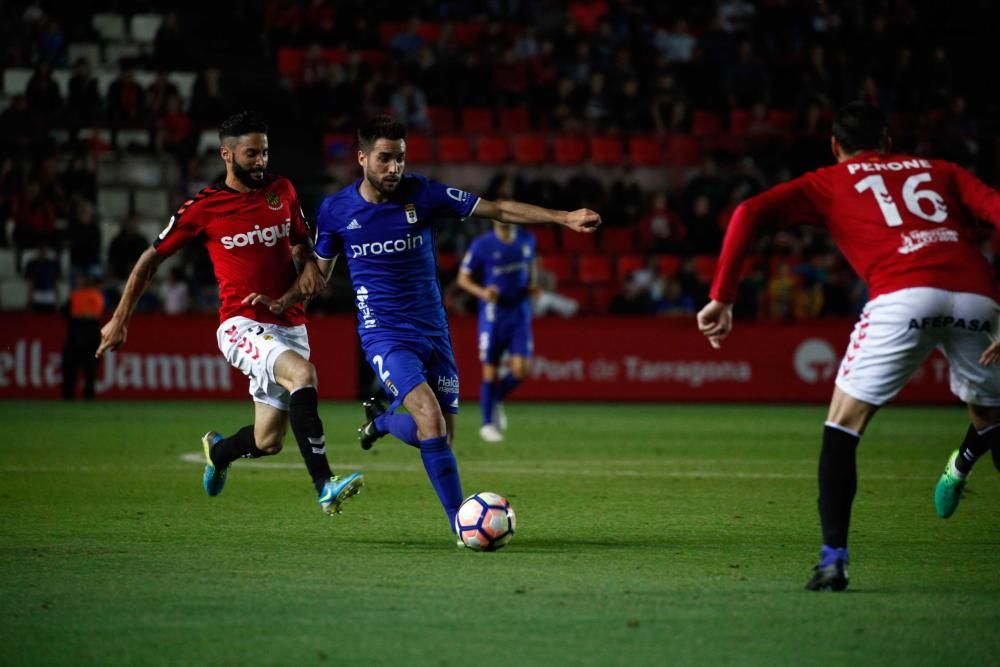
[172,453,937,482]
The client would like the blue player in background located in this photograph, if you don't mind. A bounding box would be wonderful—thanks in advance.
[255,116,600,536]
[457,221,538,443]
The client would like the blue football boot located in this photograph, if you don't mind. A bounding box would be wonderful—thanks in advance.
[201,431,228,497]
[319,473,365,515]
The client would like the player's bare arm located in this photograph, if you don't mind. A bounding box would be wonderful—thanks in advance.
[696,300,734,350]
[979,338,1000,366]
[456,269,498,302]
[473,199,601,233]
[96,247,164,357]
[243,255,336,314]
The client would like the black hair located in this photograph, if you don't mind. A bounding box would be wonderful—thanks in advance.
[219,110,268,143]
[357,115,407,152]
[832,102,888,153]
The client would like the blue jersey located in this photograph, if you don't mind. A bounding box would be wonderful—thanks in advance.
[461,228,536,322]
[314,174,479,337]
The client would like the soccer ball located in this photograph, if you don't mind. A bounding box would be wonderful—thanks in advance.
[455,492,516,551]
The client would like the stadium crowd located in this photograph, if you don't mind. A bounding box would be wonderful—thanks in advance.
[1,0,997,319]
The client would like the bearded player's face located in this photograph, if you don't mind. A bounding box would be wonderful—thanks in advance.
[362,138,406,195]
[226,133,269,189]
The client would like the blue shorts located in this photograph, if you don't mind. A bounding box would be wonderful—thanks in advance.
[478,312,533,365]
[361,331,460,414]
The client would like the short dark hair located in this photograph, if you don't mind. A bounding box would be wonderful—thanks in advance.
[357,115,407,152]
[219,110,268,143]
[832,102,887,153]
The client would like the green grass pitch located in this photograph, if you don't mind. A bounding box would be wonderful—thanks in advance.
[1,400,998,666]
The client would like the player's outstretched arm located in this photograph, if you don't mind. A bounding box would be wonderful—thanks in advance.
[96,247,164,357]
[292,243,327,299]
[979,338,1000,366]
[473,199,601,233]
[456,269,498,303]
[696,299,734,350]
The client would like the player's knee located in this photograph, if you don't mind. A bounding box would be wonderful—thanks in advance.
[255,432,284,455]
[413,407,446,439]
[288,361,318,392]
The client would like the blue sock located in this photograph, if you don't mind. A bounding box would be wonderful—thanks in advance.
[374,412,420,448]
[480,381,498,425]
[497,376,522,400]
[819,545,849,567]
[419,436,464,530]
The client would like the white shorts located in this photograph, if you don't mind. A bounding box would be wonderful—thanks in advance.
[835,288,1000,406]
[216,316,310,410]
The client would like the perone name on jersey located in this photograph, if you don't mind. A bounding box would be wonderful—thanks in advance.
[846,158,932,175]
[221,222,291,249]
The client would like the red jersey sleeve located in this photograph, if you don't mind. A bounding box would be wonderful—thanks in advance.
[283,180,313,246]
[710,172,828,303]
[949,162,1000,229]
[153,193,208,257]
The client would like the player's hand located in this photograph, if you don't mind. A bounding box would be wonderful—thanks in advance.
[483,285,499,303]
[696,300,734,349]
[297,261,327,299]
[96,320,127,358]
[979,338,1000,365]
[242,292,286,314]
[563,209,601,233]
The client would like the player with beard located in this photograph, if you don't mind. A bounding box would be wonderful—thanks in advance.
[248,115,601,537]
[97,111,364,516]
[697,102,1000,591]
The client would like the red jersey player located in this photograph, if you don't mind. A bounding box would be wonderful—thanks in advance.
[697,102,1000,591]
[96,111,364,516]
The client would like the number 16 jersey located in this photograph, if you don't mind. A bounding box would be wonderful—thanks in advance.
[711,152,1000,304]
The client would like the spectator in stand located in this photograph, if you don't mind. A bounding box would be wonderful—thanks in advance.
[0,95,39,157]
[631,254,666,303]
[727,40,770,108]
[161,266,192,315]
[146,70,180,120]
[654,19,697,63]
[532,264,580,318]
[66,56,101,139]
[12,180,57,255]
[607,167,644,228]
[156,93,195,180]
[61,270,105,400]
[610,271,655,315]
[657,277,696,316]
[24,241,61,313]
[66,198,101,280]
[25,61,62,125]
[685,193,723,254]
[389,81,430,132]
[650,71,689,134]
[765,260,796,320]
[390,18,425,60]
[60,152,97,204]
[676,256,709,306]
[153,12,189,70]
[189,68,229,125]
[640,192,686,253]
[610,77,655,132]
[107,216,149,284]
[37,17,65,65]
[107,61,146,150]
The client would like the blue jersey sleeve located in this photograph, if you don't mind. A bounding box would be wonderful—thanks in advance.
[423,178,480,220]
[313,197,344,261]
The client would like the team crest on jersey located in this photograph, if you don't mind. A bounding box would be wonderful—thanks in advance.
[405,203,418,224]
[265,191,283,210]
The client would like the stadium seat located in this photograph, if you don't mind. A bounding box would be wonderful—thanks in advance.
[426,106,456,132]
[437,252,458,272]
[2,68,31,96]
[129,14,162,44]
[0,249,15,279]
[453,21,485,46]
[691,110,724,137]
[462,107,495,133]
[553,135,587,165]
[405,134,434,163]
[92,13,127,41]
[98,188,131,219]
[379,21,407,45]
[577,255,613,285]
[540,254,574,285]
[627,135,662,166]
[589,135,624,166]
[730,108,751,135]
[416,22,442,43]
[767,109,798,131]
[561,227,596,253]
[591,286,617,314]
[559,286,591,312]
[600,227,637,254]
[475,135,510,164]
[665,135,701,166]
[693,255,719,283]
[512,135,548,165]
[530,227,559,253]
[499,106,532,132]
[276,47,305,82]
[616,254,644,281]
[436,134,472,163]
[134,189,170,218]
[658,255,682,278]
[0,277,28,310]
